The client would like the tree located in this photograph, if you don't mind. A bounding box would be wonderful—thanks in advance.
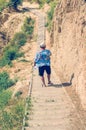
[9,0,23,10]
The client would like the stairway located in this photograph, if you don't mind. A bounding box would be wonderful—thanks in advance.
[24,9,86,130]
[25,69,85,130]
[29,8,45,48]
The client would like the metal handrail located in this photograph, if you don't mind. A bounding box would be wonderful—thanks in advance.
[22,67,34,130]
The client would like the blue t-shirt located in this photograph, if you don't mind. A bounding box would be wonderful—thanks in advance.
[34,49,51,67]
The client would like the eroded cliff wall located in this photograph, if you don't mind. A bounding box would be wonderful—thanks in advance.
[51,0,86,109]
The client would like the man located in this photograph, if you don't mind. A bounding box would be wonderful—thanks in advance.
[34,43,52,87]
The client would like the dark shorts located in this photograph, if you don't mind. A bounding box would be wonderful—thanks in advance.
[38,65,51,77]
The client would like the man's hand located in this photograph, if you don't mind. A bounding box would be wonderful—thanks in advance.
[34,62,36,67]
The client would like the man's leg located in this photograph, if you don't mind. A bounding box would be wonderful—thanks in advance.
[47,74,51,84]
[39,66,46,87]
[46,66,52,85]
[46,66,51,83]
[41,76,46,87]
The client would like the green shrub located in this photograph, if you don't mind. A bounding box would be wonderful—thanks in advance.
[28,0,55,8]
[38,0,45,8]
[15,91,22,98]
[11,32,27,47]
[46,1,57,31]
[0,56,11,67]
[4,47,18,60]
[0,71,15,91]
[0,111,13,129]
[0,90,12,110]
[28,0,45,7]
[0,44,24,67]
[0,99,25,130]
[22,17,35,37]
[9,0,23,10]
[10,100,25,129]
[0,0,9,12]
[46,0,51,4]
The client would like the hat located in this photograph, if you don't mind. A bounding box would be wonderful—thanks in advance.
[40,43,46,48]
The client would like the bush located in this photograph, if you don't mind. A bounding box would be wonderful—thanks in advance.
[28,0,54,8]
[15,91,22,98]
[0,90,12,110]
[4,47,18,60]
[0,99,25,130]
[0,71,15,91]
[22,17,35,37]
[0,0,8,12]
[11,32,27,47]
[46,1,57,31]
[0,111,13,129]
[0,44,24,67]
[46,0,51,4]
[0,56,11,67]
[9,0,23,10]
[38,0,45,8]
[12,102,25,123]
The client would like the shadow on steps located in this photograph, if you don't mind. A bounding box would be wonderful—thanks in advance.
[50,73,74,88]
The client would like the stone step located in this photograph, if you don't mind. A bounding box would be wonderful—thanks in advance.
[25,119,84,130]
[25,124,84,130]
[28,119,69,127]
[29,113,71,120]
[24,127,70,130]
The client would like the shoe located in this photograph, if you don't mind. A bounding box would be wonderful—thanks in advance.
[48,81,53,86]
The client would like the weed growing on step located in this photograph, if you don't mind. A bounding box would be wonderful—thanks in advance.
[45,99,55,102]
[15,91,23,98]
[18,59,30,62]
[24,122,29,127]
[22,97,33,129]
[26,97,33,111]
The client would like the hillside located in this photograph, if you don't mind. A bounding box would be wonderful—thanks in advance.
[51,0,86,109]
[0,3,37,94]
[0,2,38,129]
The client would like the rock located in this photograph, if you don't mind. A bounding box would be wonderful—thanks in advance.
[51,0,86,109]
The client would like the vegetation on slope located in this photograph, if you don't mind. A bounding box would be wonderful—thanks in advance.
[0,95,25,130]
[0,0,23,12]
[22,17,35,38]
[28,0,55,8]
[0,0,8,12]
[0,71,15,91]
[27,0,58,31]
[0,16,35,67]
[9,0,23,10]
[46,0,58,31]
[0,9,35,129]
